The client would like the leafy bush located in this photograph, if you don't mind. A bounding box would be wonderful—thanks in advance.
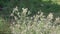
[10,6,60,34]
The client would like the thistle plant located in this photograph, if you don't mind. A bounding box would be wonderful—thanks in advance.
[10,6,60,34]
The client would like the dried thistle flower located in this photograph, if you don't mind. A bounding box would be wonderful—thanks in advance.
[54,17,60,25]
[22,8,28,16]
[13,6,18,13]
[47,13,53,21]
[10,13,14,16]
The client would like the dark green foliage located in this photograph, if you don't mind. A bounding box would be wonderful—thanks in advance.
[0,0,60,18]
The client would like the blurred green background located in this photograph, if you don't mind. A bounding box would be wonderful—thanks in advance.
[0,0,60,17]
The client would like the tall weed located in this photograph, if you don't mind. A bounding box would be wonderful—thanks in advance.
[10,6,60,34]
